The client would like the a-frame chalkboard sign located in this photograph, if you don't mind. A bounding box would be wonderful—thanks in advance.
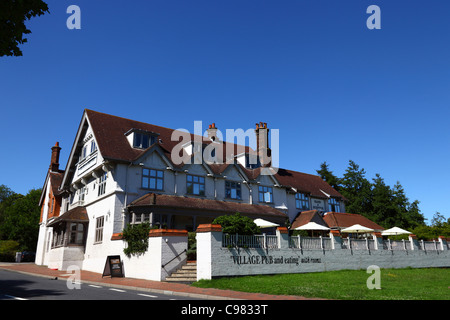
[102,255,124,278]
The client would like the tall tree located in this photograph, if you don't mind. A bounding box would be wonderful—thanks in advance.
[316,162,341,191]
[339,160,372,216]
[0,0,49,56]
[0,188,41,251]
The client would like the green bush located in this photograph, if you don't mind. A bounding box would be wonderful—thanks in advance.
[187,232,196,260]
[0,240,20,262]
[122,223,152,258]
[213,212,261,235]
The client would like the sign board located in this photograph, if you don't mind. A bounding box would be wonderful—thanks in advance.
[102,255,124,278]
[311,198,326,211]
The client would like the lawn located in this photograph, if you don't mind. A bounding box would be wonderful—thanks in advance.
[192,268,450,300]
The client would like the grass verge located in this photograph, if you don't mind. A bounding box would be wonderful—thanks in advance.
[192,267,450,300]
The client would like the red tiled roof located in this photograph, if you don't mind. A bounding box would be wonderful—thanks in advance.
[290,210,328,230]
[49,171,64,195]
[275,168,345,200]
[129,193,287,221]
[47,206,88,227]
[323,212,384,231]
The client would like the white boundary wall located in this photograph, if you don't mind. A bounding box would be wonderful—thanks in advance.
[196,225,450,280]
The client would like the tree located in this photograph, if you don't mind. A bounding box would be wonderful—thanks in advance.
[0,0,49,56]
[316,162,341,191]
[339,160,372,216]
[213,212,261,235]
[0,188,42,251]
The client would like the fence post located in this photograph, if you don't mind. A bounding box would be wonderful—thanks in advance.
[298,235,301,250]
[196,224,223,281]
[373,232,382,250]
[438,236,447,251]
[408,234,419,250]
[276,227,289,249]
[330,230,342,250]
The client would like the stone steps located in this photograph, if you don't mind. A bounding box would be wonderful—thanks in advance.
[165,262,197,283]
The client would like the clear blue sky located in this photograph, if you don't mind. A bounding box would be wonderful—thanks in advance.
[1,0,449,224]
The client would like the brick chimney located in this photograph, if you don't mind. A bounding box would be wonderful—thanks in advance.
[207,123,219,141]
[50,142,61,172]
[255,122,271,166]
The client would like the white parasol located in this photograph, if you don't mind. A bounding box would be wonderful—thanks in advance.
[253,218,280,228]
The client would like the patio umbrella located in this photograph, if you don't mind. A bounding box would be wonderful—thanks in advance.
[253,218,280,228]
[381,226,411,236]
[294,222,330,237]
[294,222,330,231]
[341,224,374,234]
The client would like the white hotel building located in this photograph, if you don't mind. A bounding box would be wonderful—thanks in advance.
[36,109,345,274]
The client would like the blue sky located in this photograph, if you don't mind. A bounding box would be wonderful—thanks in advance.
[1,0,449,224]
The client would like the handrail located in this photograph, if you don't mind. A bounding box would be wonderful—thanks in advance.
[161,249,187,268]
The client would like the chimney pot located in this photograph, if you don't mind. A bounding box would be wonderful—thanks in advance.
[50,142,61,172]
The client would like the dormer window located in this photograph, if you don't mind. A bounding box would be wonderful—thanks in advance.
[125,129,158,149]
[134,132,151,149]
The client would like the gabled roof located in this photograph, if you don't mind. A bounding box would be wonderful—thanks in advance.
[275,168,345,200]
[323,212,384,231]
[59,109,344,200]
[290,210,328,230]
[39,170,65,207]
[291,210,384,232]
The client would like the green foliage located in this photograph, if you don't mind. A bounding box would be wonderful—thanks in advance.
[316,162,341,192]
[0,187,41,251]
[317,160,426,230]
[0,0,50,56]
[212,212,261,235]
[122,223,152,258]
[0,240,20,262]
[187,232,197,260]
[411,212,450,240]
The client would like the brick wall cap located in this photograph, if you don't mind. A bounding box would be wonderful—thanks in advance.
[373,232,383,238]
[196,224,222,233]
[111,233,123,240]
[330,230,341,236]
[149,229,188,237]
[276,226,288,234]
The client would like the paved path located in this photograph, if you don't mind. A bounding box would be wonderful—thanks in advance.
[0,263,319,300]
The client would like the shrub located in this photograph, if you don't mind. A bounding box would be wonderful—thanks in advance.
[0,240,20,262]
[212,212,261,235]
[122,223,152,258]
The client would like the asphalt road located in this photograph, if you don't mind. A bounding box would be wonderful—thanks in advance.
[0,269,200,300]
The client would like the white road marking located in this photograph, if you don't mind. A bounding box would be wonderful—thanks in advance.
[4,294,28,300]
[109,288,126,292]
[88,285,103,288]
[137,293,158,298]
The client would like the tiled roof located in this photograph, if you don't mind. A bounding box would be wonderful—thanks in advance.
[47,206,88,227]
[290,210,328,230]
[323,212,384,231]
[291,210,384,232]
[85,109,345,200]
[49,171,64,195]
[275,168,345,200]
[129,193,287,221]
